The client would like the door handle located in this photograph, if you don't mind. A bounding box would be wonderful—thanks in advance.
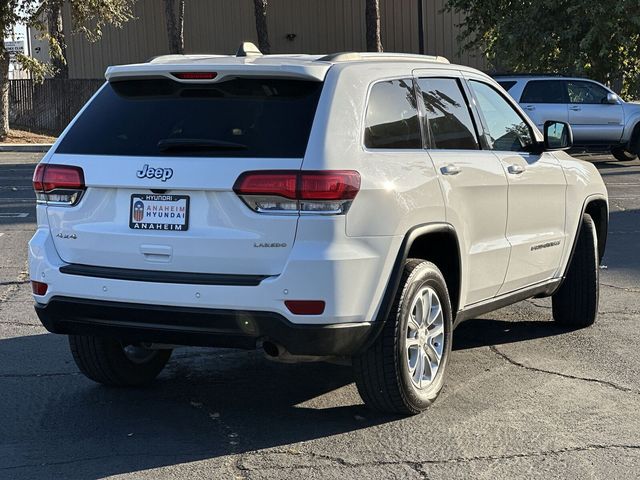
[507,164,526,175]
[569,105,581,111]
[524,105,536,111]
[440,164,462,175]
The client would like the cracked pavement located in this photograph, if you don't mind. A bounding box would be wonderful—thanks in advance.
[1,152,639,479]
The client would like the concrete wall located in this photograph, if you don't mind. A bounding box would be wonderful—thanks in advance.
[64,0,486,78]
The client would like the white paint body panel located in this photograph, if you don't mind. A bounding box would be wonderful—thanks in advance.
[29,54,608,328]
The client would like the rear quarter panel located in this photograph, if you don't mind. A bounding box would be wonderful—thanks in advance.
[305,63,446,238]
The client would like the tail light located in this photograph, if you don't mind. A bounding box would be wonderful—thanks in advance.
[233,170,360,214]
[33,164,85,206]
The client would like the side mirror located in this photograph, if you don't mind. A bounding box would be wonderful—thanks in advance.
[606,92,619,104]
[544,120,573,150]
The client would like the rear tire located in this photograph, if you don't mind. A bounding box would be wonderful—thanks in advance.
[353,259,453,415]
[552,214,599,327]
[611,147,637,162]
[69,335,172,386]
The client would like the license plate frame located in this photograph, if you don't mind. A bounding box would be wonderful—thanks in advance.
[129,194,190,232]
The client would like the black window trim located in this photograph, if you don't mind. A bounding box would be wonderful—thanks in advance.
[414,75,483,151]
[497,80,517,92]
[362,76,425,152]
[465,78,541,153]
[520,79,569,104]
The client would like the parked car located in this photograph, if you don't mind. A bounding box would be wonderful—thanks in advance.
[495,75,640,161]
[30,46,608,415]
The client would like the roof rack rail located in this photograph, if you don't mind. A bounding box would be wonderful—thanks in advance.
[316,52,449,64]
[236,42,262,57]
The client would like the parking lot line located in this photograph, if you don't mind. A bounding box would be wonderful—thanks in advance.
[0,213,29,218]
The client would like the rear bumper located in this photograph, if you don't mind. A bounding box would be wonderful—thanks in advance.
[36,296,374,356]
[29,224,402,327]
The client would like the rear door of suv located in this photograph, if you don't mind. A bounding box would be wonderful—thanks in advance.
[44,75,324,277]
[518,79,569,130]
[414,72,511,306]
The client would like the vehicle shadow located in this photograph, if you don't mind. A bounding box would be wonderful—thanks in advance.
[0,333,395,479]
[452,317,575,351]
[2,307,585,479]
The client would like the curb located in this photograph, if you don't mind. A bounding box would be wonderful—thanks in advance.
[0,144,53,153]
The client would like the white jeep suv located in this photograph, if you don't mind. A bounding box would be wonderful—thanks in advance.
[29,48,608,415]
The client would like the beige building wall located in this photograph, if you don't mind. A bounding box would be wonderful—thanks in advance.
[64,0,486,79]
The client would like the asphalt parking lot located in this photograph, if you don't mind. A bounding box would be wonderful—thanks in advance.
[1,152,639,479]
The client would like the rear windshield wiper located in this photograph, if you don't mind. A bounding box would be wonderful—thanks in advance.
[157,138,248,153]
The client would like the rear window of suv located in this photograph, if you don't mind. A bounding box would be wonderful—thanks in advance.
[56,78,323,158]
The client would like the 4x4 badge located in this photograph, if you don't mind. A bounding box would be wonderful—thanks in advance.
[136,164,173,182]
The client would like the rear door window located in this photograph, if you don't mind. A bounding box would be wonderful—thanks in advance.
[520,80,567,103]
[416,77,479,150]
[56,78,323,158]
[364,79,422,149]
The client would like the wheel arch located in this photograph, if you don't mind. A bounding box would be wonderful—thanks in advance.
[557,195,608,290]
[358,223,462,353]
[584,198,608,262]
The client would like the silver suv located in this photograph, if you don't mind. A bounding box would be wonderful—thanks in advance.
[495,75,640,161]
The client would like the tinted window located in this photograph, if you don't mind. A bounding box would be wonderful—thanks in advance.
[364,79,421,149]
[417,78,478,150]
[470,80,534,152]
[521,80,567,103]
[497,80,516,92]
[567,80,609,104]
[57,78,323,157]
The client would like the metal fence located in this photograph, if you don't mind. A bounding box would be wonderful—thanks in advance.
[9,79,104,135]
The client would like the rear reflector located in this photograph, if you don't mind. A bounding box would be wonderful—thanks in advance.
[172,72,218,80]
[285,300,326,315]
[31,281,48,296]
[234,170,360,214]
[33,164,85,206]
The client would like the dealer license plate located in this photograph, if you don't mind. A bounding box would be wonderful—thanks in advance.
[129,194,190,231]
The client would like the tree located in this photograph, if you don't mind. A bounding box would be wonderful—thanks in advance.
[252,0,270,54]
[0,1,136,139]
[38,0,136,79]
[365,0,382,52]
[446,0,640,98]
[164,0,185,54]
[0,1,39,138]
[46,0,67,78]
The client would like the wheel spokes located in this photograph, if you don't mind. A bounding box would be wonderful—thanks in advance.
[412,347,425,388]
[405,285,446,391]
[428,322,444,339]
